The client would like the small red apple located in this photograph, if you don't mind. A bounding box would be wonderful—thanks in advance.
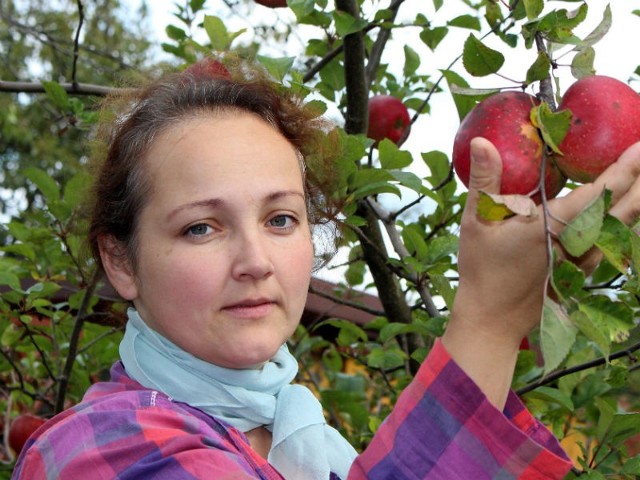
[452,91,566,203]
[555,75,640,183]
[367,95,411,146]
[254,0,288,7]
[8,413,47,455]
[184,57,231,81]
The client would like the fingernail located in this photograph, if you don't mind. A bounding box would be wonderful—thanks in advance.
[471,144,488,166]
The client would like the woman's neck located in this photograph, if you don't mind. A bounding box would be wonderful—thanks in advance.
[245,426,272,459]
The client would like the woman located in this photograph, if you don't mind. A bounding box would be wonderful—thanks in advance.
[12,61,640,479]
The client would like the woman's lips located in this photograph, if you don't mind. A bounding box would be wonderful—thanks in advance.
[222,300,275,319]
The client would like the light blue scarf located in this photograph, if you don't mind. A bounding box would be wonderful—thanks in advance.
[119,308,357,479]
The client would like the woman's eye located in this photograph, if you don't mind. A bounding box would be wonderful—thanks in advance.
[268,215,296,229]
[185,223,213,237]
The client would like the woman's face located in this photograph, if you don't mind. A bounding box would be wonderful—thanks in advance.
[105,111,314,368]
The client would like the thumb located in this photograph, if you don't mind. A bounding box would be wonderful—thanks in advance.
[467,137,503,195]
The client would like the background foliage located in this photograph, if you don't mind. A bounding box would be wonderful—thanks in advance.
[1,1,640,478]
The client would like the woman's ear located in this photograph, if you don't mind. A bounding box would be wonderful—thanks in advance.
[98,235,138,301]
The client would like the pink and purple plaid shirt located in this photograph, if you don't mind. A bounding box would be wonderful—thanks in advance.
[12,340,572,479]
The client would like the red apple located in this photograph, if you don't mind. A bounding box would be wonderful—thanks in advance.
[254,0,287,7]
[184,58,231,81]
[555,75,640,183]
[452,91,566,203]
[367,95,411,146]
[8,413,47,455]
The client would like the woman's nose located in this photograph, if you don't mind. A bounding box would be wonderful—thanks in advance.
[230,230,274,281]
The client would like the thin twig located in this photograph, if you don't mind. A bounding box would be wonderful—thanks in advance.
[308,285,385,317]
[71,0,85,88]
[55,269,101,413]
[517,341,640,395]
[0,80,126,96]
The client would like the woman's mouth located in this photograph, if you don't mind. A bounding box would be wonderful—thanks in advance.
[222,299,275,319]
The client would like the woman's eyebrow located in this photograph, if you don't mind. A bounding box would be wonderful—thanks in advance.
[167,190,305,221]
[167,198,224,221]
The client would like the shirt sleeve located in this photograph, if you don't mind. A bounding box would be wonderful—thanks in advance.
[12,393,284,480]
[348,339,573,479]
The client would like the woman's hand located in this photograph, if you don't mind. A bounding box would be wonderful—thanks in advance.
[442,137,640,409]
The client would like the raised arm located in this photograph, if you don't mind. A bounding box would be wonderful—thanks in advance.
[442,137,640,409]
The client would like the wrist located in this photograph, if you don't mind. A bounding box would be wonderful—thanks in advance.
[441,311,521,410]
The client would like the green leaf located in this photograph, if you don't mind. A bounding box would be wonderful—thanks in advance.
[632,230,640,274]
[430,274,455,310]
[603,412,640,448]
[421,150,451,188]
[477,191,537,220]
[540,298,577,374]
[523,0,544,20]
[401,224,428,260]
[577,5,612,51]
[443,70,495,121]
[524,386,574,411]
[571,309,610,359]
[595,215,632,274]
[189,0,206,12]
[41,81,70,111]
[350,167,393,190]
[315,318,368,346]
[256,56,295,82]
[203,15,229,50]
[322,345,343,372]
[23,166,61,203]
[622,456,640,475]
[288,0,315,20]
[559,190,605,257]
[477,191,515,220]
[403,45,420,77]
[165,24,187,41]
[389,170,423,193]
[26,281,61,300]
[63,171,92,207]
[530,102,571,154]
[578,295,634,344]
[462,34,505,77]
[379,322,425,343]
[420,26,448,50]
[0,271,21,291]
[448,15,481,31]
[551,259,585,301]
[367,346,407,370]
[378,140,412,169]
[426,234,458,266]
[1,323,22,347]
[571,46,596,79]
[333,11,368,37]
[525,52,551,85]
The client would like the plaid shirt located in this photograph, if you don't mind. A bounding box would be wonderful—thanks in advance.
[13,340,571,479]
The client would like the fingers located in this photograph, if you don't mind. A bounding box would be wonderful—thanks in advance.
[467,137,503,196]
[551,141,640,226]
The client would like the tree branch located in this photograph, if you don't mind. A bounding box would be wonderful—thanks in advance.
[308,284,385,317]
[517,341,640,395]
[71,0,85,88]
[0,80,125,96]
[366,198,440,318]
[55,269,101,413]
[364,0,404,89]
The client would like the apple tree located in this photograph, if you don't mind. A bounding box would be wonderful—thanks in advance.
[1,1,640,478]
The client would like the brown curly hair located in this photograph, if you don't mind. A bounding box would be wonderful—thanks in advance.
[87,59,340,273]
